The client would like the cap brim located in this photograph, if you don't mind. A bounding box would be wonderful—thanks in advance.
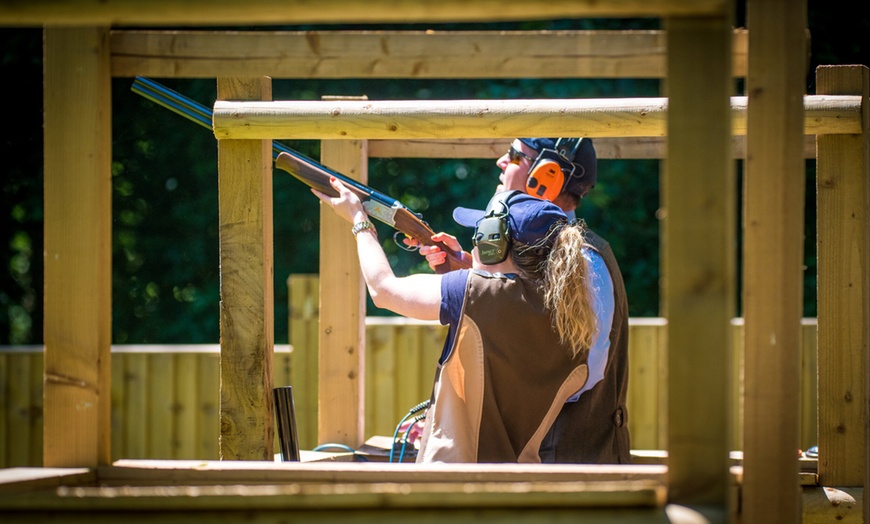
[452,206,485,228]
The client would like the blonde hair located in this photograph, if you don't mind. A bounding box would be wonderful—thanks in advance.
[511,221,596,359]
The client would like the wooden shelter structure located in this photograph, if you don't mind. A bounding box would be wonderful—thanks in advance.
[0,1,867,523]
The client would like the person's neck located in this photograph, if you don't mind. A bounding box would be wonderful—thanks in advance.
[476,259,519,275]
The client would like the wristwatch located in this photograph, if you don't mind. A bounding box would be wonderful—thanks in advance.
[351,220,375,236]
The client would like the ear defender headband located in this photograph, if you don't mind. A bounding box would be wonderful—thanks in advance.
[525,138,585,201]
[472,192,517,265]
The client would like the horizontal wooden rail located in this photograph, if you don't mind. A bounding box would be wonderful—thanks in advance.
[109,29,748,79]
[366,136,819,160]
[101,459,669,484]
[0,0,726,26]
[212,95,862,140]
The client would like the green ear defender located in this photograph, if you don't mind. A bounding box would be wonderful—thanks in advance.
[472,191,518,265]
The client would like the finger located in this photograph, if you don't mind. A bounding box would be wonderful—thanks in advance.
[426,251,447,265]
[311,188,330,204]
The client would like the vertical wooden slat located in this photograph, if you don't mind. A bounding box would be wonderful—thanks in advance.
[288,274,319,450]
[366,324,396,439]
[318,135,367,448]
[395,325,422,420]
[664,13,734,506]
[7,354,31,466]
[43,26,112,468]
[799,320,819,451]
[111,352,126,460]
[816,65,869,488]
[728,319,818,453]
[174,353,198,458]
[149,353,174,458]
[124,353,148,458]
[729,320,744,452]
[198,352,220,459]
[29,352,43,466]
[742,0,808,521]
[217,76,274,461]
[272,348,292,456]
[627,319,667,451]
[0,354,6,467]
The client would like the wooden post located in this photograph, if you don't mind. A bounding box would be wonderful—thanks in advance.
[318,124,368,448]
[288,274,320,450]
[742,0,808,522]
[663,13,734,508]
[662,14,736,508]
[43,27,112,468]
[217,77,274,460]
[816,65,869,489]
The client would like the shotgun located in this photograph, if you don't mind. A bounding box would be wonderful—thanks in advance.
[131,77,470,274]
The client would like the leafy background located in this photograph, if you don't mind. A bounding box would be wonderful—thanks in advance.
[1,6,868,345]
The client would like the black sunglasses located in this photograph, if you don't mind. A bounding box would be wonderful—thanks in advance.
[507,145,535,165]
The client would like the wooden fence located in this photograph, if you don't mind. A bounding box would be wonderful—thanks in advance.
[0,318,818,468]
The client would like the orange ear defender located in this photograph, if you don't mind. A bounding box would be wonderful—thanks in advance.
[525,159,565,201]
[524,138,583,202]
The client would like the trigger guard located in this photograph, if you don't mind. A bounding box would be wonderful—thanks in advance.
[394,231,419,252]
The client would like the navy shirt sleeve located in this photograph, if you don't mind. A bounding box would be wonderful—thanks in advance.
[439,268,470,326]
[437,269,470,364]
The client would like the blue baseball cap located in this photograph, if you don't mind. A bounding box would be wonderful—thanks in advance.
[519,137,597,198]
[453,190,567,246]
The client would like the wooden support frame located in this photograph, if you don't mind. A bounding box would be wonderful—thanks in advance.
[14,1,868,520]
[42,26,113,468]
[216,77,275,461]
[662,14,734,507]
[742,0,809,521]
[815,66,869,494]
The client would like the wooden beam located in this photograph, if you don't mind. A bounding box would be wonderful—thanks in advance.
[741,0,808,521]
[816,65,869,488]
[663,14,733,507]
[211,95,860,140]
[366,136,818,160]
[0,0,727,26]
[217,77,275,461]
[43,27,112,469]
[318,130,367,449]
[109,29,749,79]
[101,459,668,484]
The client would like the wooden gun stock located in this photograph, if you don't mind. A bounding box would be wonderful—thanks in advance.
[275,152,470,274]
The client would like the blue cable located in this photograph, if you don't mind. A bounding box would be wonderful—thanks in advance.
[389,400,430,463]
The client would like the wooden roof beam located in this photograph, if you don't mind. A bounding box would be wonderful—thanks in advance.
[0,0,727,27]
[109,29,748,79]
[212,95,862,140]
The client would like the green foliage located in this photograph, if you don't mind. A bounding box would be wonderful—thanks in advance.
[0,29,43,345]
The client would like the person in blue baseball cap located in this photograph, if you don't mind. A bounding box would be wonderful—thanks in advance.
[410,137,631,465]
[315,178,597,463]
